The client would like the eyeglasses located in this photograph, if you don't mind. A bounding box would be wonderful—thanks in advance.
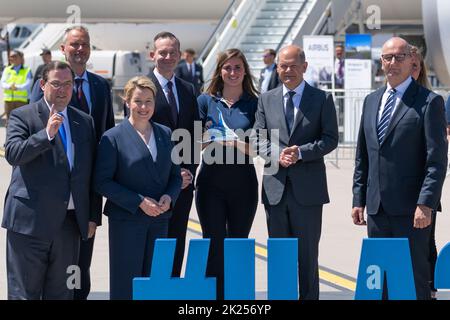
[381,53,411,63]
[222,65,243,73]
[47,81,73,89]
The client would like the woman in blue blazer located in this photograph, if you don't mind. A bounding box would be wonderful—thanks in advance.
[94,76,182,300]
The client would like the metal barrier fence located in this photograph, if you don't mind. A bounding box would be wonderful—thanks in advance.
[324,88,450,169]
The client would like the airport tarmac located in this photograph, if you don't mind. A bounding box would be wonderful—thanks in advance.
[0,109,450,300]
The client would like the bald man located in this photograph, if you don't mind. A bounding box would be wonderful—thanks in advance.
[352,37,447,300]
[252,45,338,300]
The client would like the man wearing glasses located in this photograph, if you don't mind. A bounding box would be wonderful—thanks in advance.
[258,49,280,94]
[352,37,448,300]
[3,61,99,299]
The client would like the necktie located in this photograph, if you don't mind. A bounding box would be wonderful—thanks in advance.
[285,91,296,134]
[75,78,90,114]
[338,59,344,78]
[166,81,178,127]
[377,89,397,143]
[58,118,67,154]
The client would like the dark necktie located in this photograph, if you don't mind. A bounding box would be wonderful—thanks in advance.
[166,81,178,127]
[75,78,90,114]
[377,88,397,143]
[285,91,296,134]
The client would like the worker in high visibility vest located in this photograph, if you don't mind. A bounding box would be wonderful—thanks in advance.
[1,50,32,126]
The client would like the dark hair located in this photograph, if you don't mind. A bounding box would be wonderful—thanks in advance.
[264,49,276,57]
[153,31,180,51]
[185,48,196,56]
[205,48,258,98]
[42,61,75,82]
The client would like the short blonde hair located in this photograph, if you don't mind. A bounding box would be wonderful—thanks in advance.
[122,76,157,102]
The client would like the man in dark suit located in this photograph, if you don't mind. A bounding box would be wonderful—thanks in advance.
[175,48,204,96]
[29,26,115,300]
[352,37,448,300]
[3,61,100,299]
[147,32,200,278]
[33,48,52,86]
[259,48,280,94]
[251,45,338,299]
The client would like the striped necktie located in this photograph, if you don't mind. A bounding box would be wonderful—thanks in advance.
[377,88,397,143]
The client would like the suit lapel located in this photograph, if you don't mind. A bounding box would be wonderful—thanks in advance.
[150,71,177,129]
[67,107,80,171]
[87,72,98,116]
[370,87,385,147]
[290,83,312,137]
[272,86,290,143]
[37,99,70,170]
[123,119,161,182]
[380,81,418,147]
[152,123,169,177]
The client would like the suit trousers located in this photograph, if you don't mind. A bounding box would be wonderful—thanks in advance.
[367,206,432,300]
[265,179,323,300]
[195,176,258,300]
[109,217,169,300]
[168,186,194,277]
[6,212,80,300]
[73,235,95,300]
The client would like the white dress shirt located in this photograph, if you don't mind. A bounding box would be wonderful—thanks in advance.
[154,69,180,112]
[146,127,158,161]
[378,77,412,122]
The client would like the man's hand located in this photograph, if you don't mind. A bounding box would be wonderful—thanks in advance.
[46,104,63,139]
[279,146,299,167]
[181,169,193,189]
[139,197,163,217]
[10,84,17,91]
[414,205,432,229]
[158,194,172,212]
[88,222,97,239]
[352,207,366,225]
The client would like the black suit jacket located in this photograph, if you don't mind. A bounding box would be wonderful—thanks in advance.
[2,99,101,240]
[353,79,448,215]
[251,82,338,206]
[148,70,200,179]
[259,64,280,92]
[29,71,115,143]
[175,61,204,96]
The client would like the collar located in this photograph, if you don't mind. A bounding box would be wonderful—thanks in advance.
[213,91,253,103]
[154,68,175,88]
[282,80,306,97]
[387,76,412,96]
[44,97,68,117]
[266,63,276,71]
[74,70,89,82]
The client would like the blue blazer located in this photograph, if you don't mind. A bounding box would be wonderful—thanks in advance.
[93,119,182,221]
[353,79,448,215]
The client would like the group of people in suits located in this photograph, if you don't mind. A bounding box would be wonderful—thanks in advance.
[2,29,448,301]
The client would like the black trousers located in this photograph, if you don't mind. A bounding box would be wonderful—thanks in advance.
[195,176,258,300]
[265,180,323,300]
[73,235,95,300]
[6,212,80,300]
[367,207,432,300]
[168,186,194,277]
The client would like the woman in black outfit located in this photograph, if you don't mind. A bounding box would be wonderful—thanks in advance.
[195,48,259,299]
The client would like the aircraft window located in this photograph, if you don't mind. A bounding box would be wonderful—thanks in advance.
[20,27,31,38]
[12,27,21,38]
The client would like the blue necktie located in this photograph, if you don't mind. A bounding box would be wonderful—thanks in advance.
[58,114,68,154]
[377,89,397,143]
[285,91,296,134]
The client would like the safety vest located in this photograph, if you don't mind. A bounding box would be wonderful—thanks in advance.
[3,65,31,102]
